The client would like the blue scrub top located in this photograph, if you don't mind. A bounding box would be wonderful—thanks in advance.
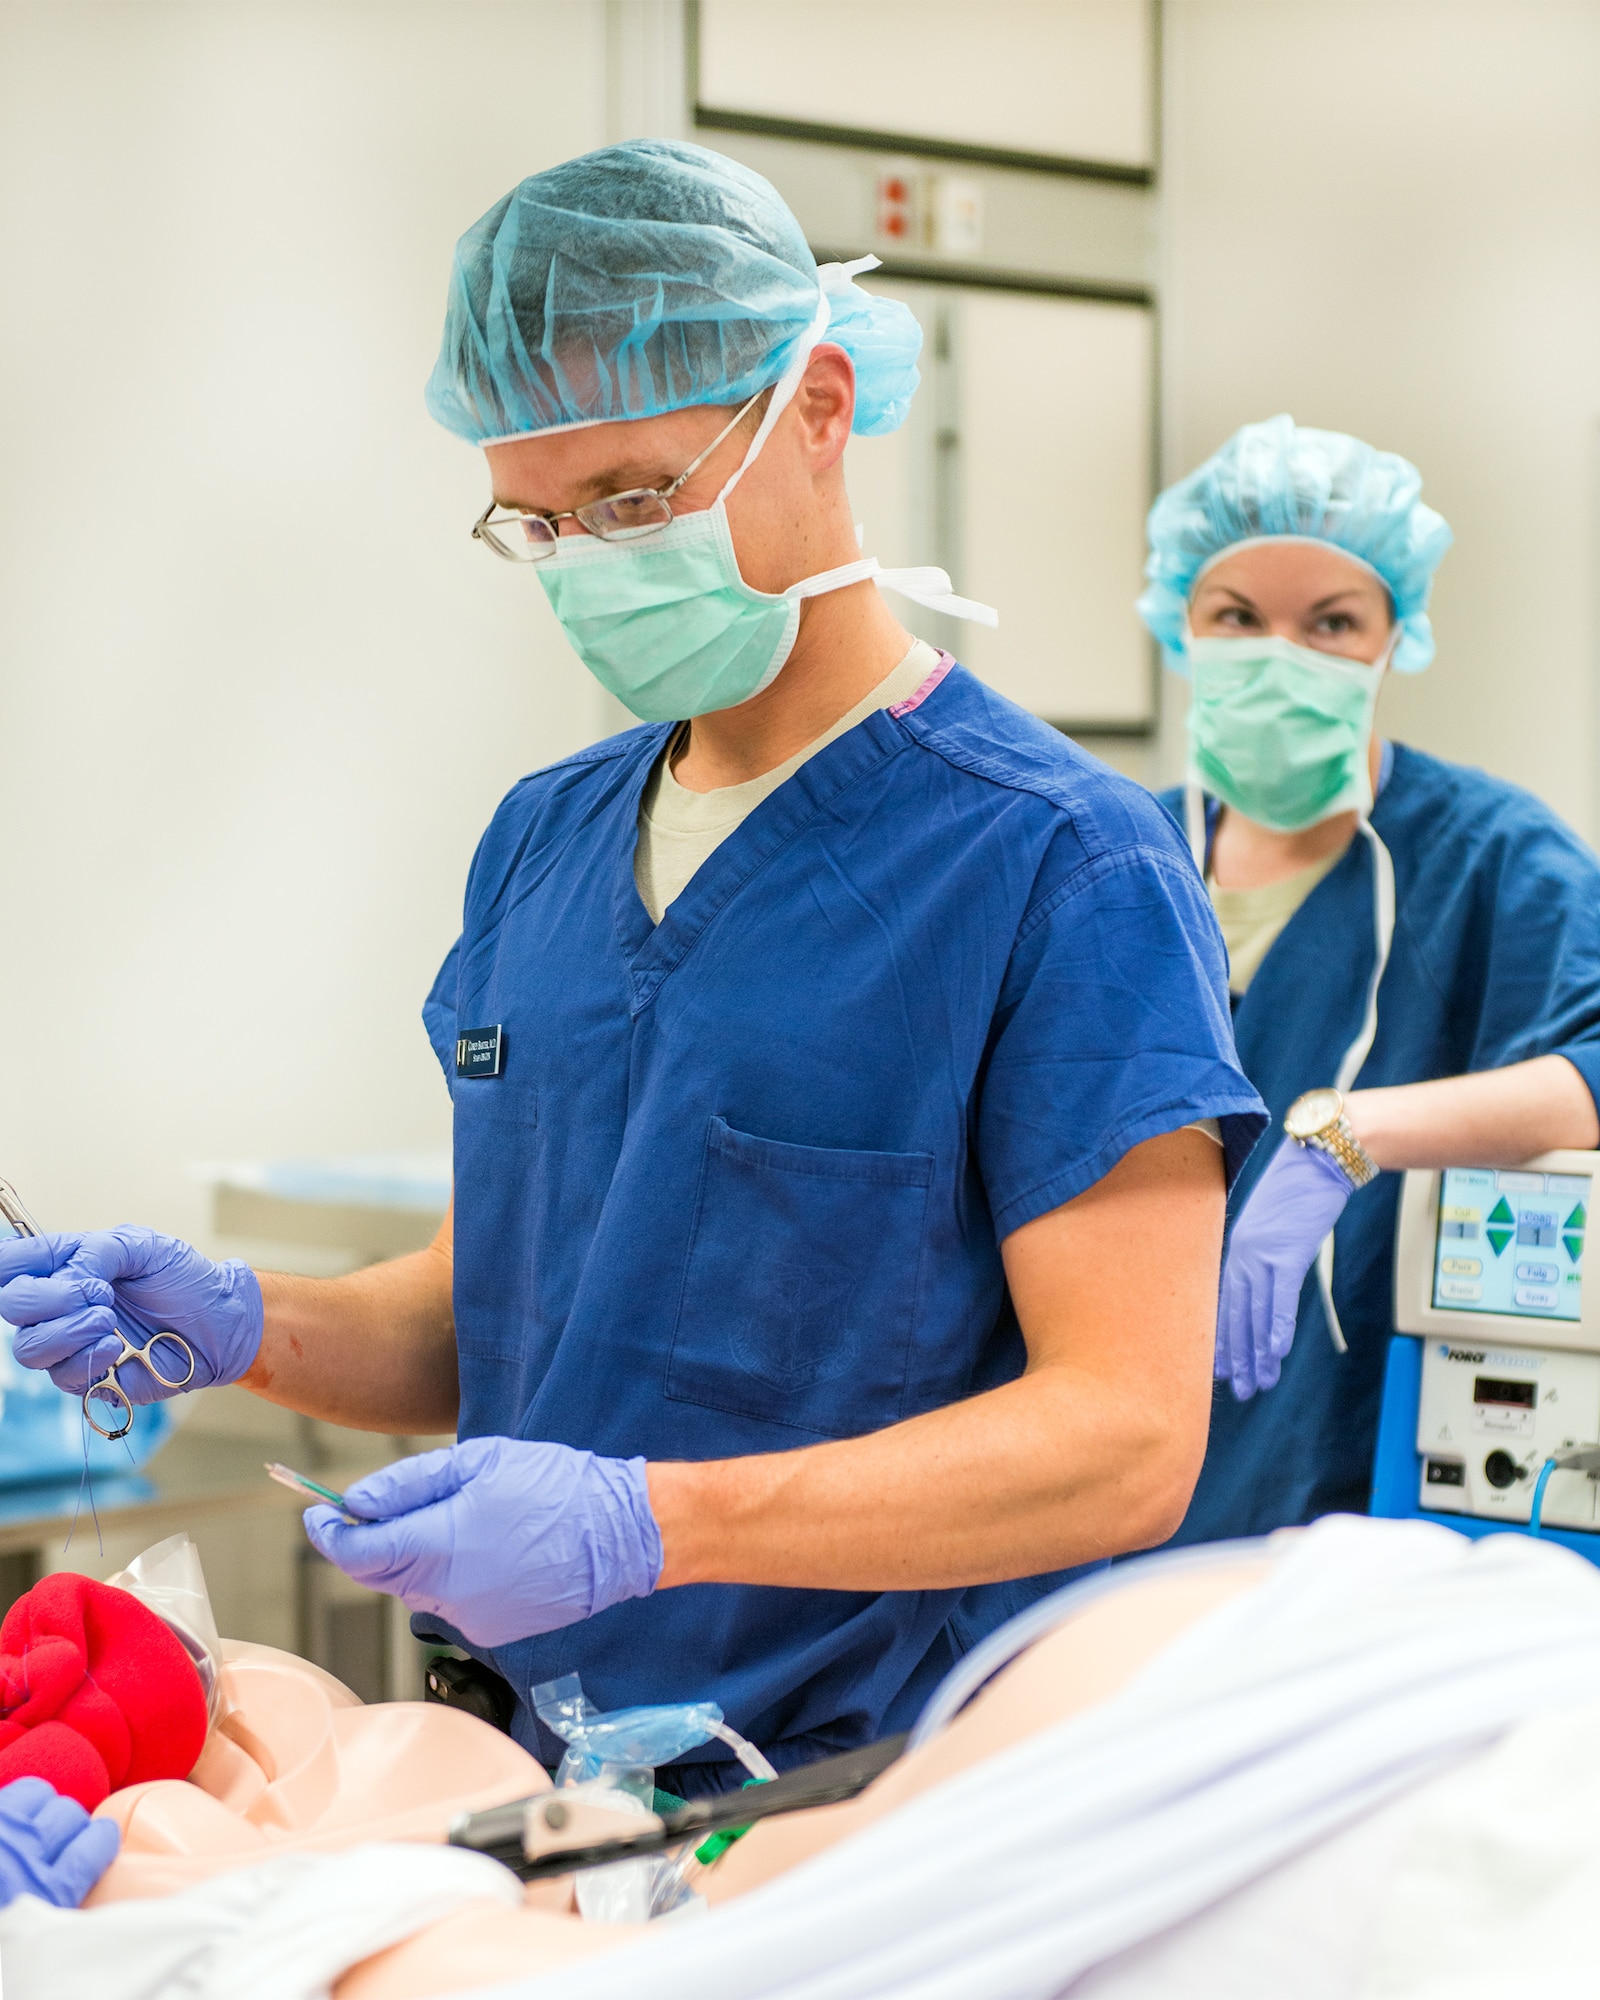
[1160,743,1600,1543]
[424,663,1266,1782]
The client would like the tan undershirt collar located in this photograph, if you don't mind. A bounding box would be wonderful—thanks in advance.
[1210,843,1348,995]
[634,638,941,924]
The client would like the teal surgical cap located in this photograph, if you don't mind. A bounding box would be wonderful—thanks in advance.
[1138,415,1454,674]
[426,140,922,445]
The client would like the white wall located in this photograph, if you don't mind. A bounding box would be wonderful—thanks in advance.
[1160,0,1600,837]
[10,0,1600,1247]
[0,3,611,1240]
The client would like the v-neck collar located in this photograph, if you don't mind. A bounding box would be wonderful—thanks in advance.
[610,698,924,1016]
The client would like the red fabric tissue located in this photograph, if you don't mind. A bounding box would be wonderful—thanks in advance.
[0,1573,208,1809]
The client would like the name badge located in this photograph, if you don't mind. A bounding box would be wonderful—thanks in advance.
[455,1025,504,1079]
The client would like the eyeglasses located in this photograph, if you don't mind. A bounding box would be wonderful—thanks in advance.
[472,388,767,563]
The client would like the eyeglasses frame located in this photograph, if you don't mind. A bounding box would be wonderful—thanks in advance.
[471,387,769,563]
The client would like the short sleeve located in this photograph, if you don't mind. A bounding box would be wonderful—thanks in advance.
[1557,1043,1600,1119]
[422,938,462,1095]
[978,842,1268,1239]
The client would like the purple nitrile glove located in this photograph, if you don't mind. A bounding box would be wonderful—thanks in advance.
[0,1227,263,1400]
[0,1777,121,1910]
[1216,1138,1356,1401]
[302,1437,664,1649]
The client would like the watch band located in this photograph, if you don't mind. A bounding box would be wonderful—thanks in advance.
[1303,1115,1379,1189]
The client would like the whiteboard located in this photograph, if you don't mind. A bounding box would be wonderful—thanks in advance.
[697,0,1153,169]
[845,282,1155,730]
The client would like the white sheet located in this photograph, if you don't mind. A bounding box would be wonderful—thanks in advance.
[454,1516,1600,2000]
[0,1843,521,2000]
[1358,1692,1600,1998]
[15,1517,1600,2000]
[1067,1775,1426,1999]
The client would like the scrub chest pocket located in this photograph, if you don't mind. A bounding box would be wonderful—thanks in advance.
[667,1116,934,1438]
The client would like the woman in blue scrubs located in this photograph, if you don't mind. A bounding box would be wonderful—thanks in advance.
[0,144,1266,1790]
[1143,416,1600,1541]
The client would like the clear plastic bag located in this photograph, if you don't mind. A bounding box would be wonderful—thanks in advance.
[550,1780,668,1923]
[531,1673,776,1789]
[106,1531,226,1722]
[532,1674,773,1922]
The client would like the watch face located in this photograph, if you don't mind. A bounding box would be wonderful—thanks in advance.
[1285,1088,1343,1140]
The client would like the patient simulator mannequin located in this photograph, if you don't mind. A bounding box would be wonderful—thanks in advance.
[56,1549,1272,1996]
[338,1550,1274,1998]
[21,1521,1600,2000]
[17,1520,1600,2000]
[91,1638,550,1902]
[0,1538,1272,1991]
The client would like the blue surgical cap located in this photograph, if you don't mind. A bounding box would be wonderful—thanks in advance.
[426,140,921,445]
[1138,415,1453,674]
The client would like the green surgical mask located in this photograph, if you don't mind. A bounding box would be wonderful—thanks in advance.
[539,501,867,723]
[1186,633,1387,832]
[537,490,995,724]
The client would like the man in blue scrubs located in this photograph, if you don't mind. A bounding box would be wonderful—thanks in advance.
[0,145,1265,1790]
[1141,417,1600,1541]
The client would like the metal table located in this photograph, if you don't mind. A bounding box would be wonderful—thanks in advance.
[0,1423,421,1703]
[0,1427,307,1558]
[193,1152,450,1266]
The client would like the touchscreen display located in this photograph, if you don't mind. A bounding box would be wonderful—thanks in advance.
[1432,1166,1587,1321]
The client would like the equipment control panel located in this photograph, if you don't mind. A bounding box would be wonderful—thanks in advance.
[1415,1339,1600,1527]
[1394,1151,1600,1533]
[1430,1166,1586,1322]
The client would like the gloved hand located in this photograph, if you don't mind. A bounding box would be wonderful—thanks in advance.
[1216,1138,1355,1401]
[0,1777,120,1909]
[0,1228,263,1400]
[303,1438,664,1649]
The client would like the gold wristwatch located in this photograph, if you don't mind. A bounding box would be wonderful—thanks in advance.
[1283,1087,1379,1189]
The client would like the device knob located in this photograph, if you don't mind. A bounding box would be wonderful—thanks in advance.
[1483,1449,1523,1490]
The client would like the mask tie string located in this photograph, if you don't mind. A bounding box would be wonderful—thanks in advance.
[1312,625,1399,1354]
[782,556,998,627]
[716,257,1002,628]
[1185,782,1208,872]
[714,287,835,507]
[1316,816,1397,1354]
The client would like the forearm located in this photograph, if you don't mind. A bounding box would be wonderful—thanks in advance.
[1346,1054,1600,1171]
[651,1126,1223,1591]
[649,1361,1198,1591]
[243,1210,459,1433]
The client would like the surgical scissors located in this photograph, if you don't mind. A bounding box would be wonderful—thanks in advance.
[82,1327,196,1440]
[0,1176,195,1441]
[0,1179,40,1239]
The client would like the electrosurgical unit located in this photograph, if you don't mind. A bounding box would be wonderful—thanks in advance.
[1371,1150,1600,1560]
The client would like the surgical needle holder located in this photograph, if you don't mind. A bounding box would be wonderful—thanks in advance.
[0,1176,196,1441]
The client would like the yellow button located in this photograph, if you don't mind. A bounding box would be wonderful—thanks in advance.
[1441,1257,1482,1277]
